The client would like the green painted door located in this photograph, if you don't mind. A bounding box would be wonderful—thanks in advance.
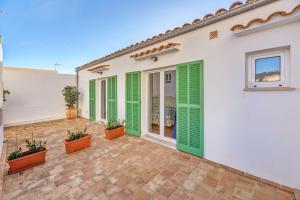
[89,79,96,121]
[176,60,204,157]
[108,76,117,121]
[125,71,141,136]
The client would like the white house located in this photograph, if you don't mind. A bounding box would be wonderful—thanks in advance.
[76,0,300,190]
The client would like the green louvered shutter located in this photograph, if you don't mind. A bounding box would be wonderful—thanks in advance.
[125,72,141,136]
[89,79,96,121]
[108,76,117,121]
[176,61,204,157]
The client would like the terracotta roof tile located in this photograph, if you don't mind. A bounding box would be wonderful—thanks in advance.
[231,4,300,31]
[229,1,244,10]
[215,8,228,16]
[192,18,202,24]
[87,65,110,71]
[203,13,214,20]
[182,23,192,28]
[130,43,180,59]
[173,27,181,31]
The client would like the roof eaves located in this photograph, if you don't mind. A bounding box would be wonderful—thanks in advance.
[231,3,300,31]
[76,0,277,72]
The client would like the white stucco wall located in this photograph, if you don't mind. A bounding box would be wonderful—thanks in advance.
[3,67,76,126]
[0,37,3,155]
[78,0,300,189]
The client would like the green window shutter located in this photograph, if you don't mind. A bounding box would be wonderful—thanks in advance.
[89,79,96,121]
[125,71,141,136]
[176,61,204,157]
[108,76,117,121]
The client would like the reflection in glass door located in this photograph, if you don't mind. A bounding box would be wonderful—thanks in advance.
[164,70,176,139]
[100,80,106,120]
[149,73,160,134]
[148,69,176,140]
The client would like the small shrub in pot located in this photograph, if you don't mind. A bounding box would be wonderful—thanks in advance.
[104,120,125,140]
[7,134,47,174]
[62,86,80,119]
[64,126,91,154]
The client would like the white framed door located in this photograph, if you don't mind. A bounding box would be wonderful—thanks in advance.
[146,66,176,143]
[98,78,108,122]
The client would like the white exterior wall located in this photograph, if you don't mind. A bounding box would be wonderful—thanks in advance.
[0,38,3,108]
[78,0,300,189]
[3,67,76,126]
[0,37,3,154]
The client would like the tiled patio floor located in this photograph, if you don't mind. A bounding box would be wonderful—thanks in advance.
[2,118,294,200]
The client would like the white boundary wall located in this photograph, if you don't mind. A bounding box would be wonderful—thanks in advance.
[3,67,75,126]
[78,1,300,189]
[0,38,3,154]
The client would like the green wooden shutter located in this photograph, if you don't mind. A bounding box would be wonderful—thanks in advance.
[108,76,117,121]
[125,71,141,136]
[89,79,96,121]
[176,61,204,157]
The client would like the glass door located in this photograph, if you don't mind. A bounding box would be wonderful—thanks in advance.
[164,70,176,139]
[148,68,176,141]
[100,79,107,121]
[149,72,160,135]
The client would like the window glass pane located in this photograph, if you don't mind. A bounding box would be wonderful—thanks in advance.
[165,73,171,83]
[255,56,281,82]
[101,80,106,119]
[164,70,176,139]
[149,73,160,135]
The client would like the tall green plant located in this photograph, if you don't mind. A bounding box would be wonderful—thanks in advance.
[3,89,10,102]
[62,86,80,108]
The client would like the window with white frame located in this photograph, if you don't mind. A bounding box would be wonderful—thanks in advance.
[165,73,172,83]
[246,47,290,88]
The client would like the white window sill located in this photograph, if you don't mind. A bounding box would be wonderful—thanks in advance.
[243,87,296,92]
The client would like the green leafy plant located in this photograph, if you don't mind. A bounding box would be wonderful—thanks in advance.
[62,86,80,108]
[67,126,87,141]
[8,147,22,161]
[104,120,124,131]
[7,133,47,161]
[25,139,47,153]
[7,134,23,161]
[3,89,10,102]
[25,132,47,153]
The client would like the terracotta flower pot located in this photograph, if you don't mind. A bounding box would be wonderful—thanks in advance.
[105,127,125,140]
[7,149,48,174]
[66,107,77,119]
[64,134,91,154]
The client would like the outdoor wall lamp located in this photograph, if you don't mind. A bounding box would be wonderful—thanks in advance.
[151,56,158,62]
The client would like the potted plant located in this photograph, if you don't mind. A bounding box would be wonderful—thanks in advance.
[7,134,47,174]
[62,86,80,119]
[104,120,125,140]
[64,126,91,154]
[3,89,10,102]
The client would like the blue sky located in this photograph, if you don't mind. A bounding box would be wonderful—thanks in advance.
[0,0,233,74]
[255,56,281,74]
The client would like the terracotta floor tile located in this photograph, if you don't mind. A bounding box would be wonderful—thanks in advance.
[1,118,295,200]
